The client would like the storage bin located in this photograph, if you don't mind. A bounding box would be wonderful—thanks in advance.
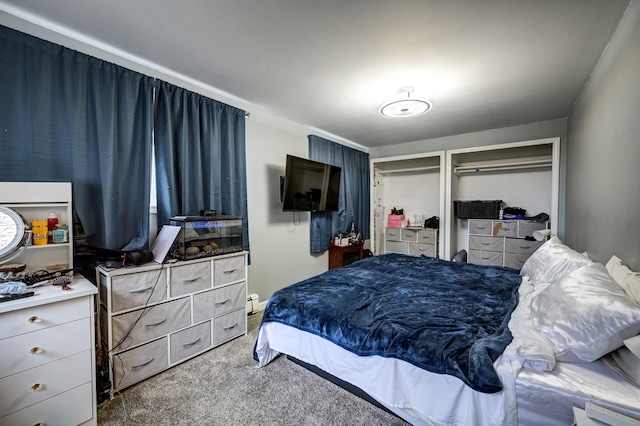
[387,214,405,228]
[454,200,502,219]
[169,215,243,260]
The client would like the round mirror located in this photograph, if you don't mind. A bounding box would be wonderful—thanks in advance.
[0,206,28,260]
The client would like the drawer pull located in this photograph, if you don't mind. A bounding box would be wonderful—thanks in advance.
[223,323,238,331]
[223,268,237,274]
[519,245,532,249]
[182,277,201,284]
[183,337,202,347]
[476,226,486,229]
[215,298,230,305]
[482,256,490,259]
[129,286,153,294]
[481,242,491,246]
[145,318,167,327]
[27,316,41,324]
[30,383,44,392]
[29,347,42,355]
[132,357,154,369]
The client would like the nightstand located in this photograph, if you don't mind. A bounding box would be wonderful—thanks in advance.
[329,244,363,269]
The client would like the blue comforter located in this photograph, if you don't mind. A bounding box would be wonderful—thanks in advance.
[257,253,521,393]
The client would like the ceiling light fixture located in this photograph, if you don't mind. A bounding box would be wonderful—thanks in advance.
[379,86,432,118]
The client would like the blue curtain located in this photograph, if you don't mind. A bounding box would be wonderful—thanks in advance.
[309,135,370,252]
[154,81,250,252]
[0,25,154,251]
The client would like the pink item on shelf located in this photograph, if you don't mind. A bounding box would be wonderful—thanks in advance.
[387,214,404,228]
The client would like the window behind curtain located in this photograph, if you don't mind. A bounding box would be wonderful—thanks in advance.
[308,135,370,253]
[154,80,250,253]
[0,24,153,251]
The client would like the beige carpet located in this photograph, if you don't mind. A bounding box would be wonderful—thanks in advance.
[97,311,408,425]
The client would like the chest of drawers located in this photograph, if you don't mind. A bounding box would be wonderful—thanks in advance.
[467,220,547,269]
[384,227,439,258]
[0,278,97,426]
[97,252,247,396]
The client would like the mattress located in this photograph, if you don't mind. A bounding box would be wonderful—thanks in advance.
[256,274,640,425]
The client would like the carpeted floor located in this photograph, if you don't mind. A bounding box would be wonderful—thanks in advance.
[97,311,408,425]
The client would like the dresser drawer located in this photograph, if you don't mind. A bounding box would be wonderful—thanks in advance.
[108,268,167,313]
[0,382,93,426]
[400,228,419,241]
[213,309,246,346]
[385,240,408,253]
[214,255,245,286]
[193,282,246,323]
[417,229,437,243]
[0,350,91,417]
[170,320,211,364]
[517,221,548,238]
[469,250,503,266]
[505,253,531,270]
[468,220,493,235]
[112,297,190,349]
[0,296,89,340]
[113,337,168,391]
[409,243,436,257]
[491,221,517,237]
[385,228,402,241]
[469,235,503,252]
[0,318,91,379]
[505,238,543,255]
[170,261,211,297]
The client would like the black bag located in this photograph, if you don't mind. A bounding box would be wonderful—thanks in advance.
[424,216,439,229]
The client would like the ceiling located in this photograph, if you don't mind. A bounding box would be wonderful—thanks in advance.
[0,0,631,149]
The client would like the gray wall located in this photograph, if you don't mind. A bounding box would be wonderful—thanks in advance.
[566,0,640,270]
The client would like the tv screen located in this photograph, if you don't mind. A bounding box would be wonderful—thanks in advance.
[282,155,341,212]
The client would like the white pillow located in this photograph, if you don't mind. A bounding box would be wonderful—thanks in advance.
[605,255,640,305]
[520,236,592,284]
[531,262,640,362]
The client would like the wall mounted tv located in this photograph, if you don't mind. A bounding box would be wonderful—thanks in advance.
[281,155,341,212]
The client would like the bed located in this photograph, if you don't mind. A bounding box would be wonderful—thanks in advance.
[255,238,640,425]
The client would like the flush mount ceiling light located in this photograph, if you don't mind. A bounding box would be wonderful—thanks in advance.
[379,86,432,118]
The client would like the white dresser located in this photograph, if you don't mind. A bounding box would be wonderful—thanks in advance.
[97,251,247,396]
[384,227,439,257]
[0,278,98,426]
[467,219,548,269]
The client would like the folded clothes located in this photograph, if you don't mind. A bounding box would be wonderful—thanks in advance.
[0,281,28,294]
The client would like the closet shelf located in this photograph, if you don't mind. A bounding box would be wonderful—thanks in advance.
[454,156,552,175]
[377,165,440,175]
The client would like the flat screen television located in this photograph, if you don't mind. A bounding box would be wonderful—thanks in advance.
[281,155,341,212]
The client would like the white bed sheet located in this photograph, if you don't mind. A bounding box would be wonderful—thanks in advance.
[255,277,640,425]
